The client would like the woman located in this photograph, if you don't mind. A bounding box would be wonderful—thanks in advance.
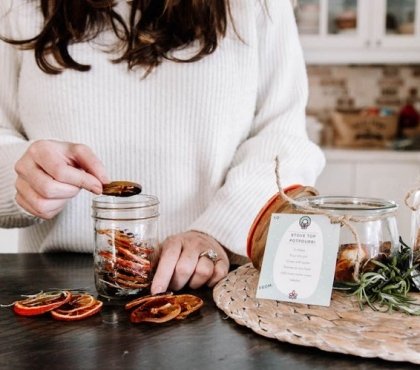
[0,0,325,293]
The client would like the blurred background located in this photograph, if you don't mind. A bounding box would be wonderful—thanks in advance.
[297,0,420,243]
[1,0,420,252]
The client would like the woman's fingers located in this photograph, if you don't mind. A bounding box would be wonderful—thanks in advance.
[169,246,202,291]
[151,237,183,295]
[14,140,109,219]
[206,260,229,288]
[151,231,230,294]
[188,257,214,289]
[27,141,107,193]
[15,179,68,219]
[15,163,81,199]
[66,143,109,183]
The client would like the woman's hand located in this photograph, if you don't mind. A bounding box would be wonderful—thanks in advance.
[151,231,229,294]
[14,140,108,219]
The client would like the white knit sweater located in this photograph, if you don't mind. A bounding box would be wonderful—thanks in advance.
[0,0,325,255]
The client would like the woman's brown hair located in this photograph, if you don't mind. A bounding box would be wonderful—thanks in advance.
[2,0,231,74]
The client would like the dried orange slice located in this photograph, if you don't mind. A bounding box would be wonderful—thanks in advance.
[130,297,181,323]
[102,181,142,197]
[126,293,203,323]
[13,290,72,316]
[125,292,174,311]
[51,293,103,321]
[173,294,203,320]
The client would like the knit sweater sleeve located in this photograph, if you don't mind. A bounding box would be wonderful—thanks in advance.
[0,1,39,228]
[189,0,325,256]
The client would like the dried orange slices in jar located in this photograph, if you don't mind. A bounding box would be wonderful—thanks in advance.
[125,293,203,324]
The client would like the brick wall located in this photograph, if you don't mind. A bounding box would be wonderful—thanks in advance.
[307,64,420,119]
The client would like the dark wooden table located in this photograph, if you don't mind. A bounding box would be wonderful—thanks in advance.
[0,253,418,370]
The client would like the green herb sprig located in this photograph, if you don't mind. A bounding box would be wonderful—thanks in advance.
[335,238,420,315]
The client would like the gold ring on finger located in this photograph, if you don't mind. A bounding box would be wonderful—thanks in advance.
[198,249,219,264]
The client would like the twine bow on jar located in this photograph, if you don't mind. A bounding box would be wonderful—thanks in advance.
[404,184,420,212]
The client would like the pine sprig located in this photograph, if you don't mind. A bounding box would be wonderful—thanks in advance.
[335,238,420,315]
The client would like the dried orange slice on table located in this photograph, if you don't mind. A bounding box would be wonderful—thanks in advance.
[172,294,204,320]
[126,293,203,324]
[13,290,72,316]
[51,293,103,321]
[8,290,103,321]
[129,296,182,323]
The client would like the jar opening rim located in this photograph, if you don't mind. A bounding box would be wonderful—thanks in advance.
[92,194,159,209]
[298,196,398,212]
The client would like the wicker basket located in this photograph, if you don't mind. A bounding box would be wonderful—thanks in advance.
[331,111,398,148]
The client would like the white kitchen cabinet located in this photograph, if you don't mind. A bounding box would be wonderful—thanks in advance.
[295,0,420,64]
[315,162,355,195]
[315,148,420,242]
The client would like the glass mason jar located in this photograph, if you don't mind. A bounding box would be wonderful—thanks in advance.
[409,191,420,289]
[92,194,159,299]
[299,196,400,283]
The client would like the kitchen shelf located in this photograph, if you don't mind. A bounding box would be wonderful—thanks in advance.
[296,0,420,64]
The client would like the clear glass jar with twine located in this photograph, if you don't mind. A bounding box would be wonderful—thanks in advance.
[404,187,420,289]
[248,157,400,284]
[296,195,399,283]
[92,194,160,299]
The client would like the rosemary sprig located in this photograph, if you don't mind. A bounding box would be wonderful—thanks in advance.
[335,238,420,315]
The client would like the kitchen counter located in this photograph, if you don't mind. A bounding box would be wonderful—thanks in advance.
[1,253,417,369]
[323,147,420,161]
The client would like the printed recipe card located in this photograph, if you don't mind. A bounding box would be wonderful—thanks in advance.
[256,214,340,306]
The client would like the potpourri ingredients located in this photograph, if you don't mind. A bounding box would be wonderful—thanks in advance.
[129,297,182,323]
[12,290,72,316]
[51,293,103,321]
[336,239,420,315]
[2,290,103,320]
[102,181,142,197]
[124,292,174,311]
[172,294,204,320]
[125,293,203,324]
[95,228,157,297]
[334,242,392,283]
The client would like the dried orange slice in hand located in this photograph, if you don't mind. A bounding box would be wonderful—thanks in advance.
[102,181,142,197]
[13,290,72,316]
[51,293,103,321]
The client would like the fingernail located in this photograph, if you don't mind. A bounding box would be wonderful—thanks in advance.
[152,285,164,295]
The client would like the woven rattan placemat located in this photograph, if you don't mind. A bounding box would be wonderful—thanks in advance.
[213,263,420,364]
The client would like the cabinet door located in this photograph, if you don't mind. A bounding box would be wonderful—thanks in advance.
[297,0,369,47]
[297,0,372,62]
[297,0,420,63]
[375,0,420,49]
[355,162,420,242]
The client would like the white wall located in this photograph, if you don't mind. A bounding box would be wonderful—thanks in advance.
[0,229,18,253]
